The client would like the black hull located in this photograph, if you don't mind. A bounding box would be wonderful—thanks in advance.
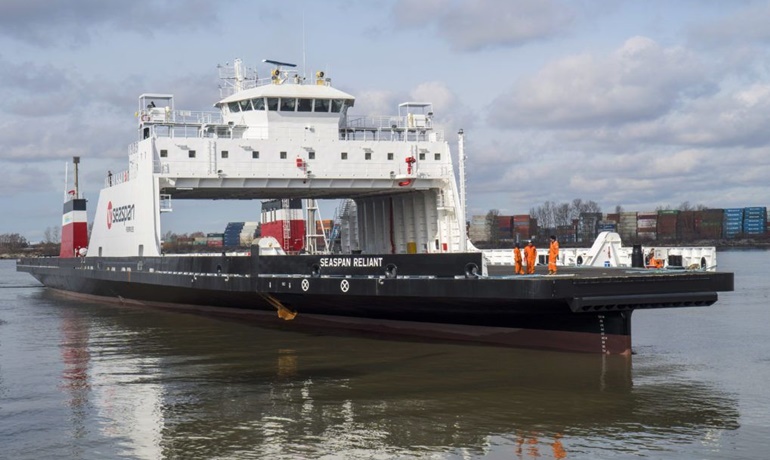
[17,253,734,354]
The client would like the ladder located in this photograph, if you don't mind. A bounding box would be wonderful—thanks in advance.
[281,199,291,251]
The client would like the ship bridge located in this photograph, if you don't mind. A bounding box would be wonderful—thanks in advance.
[90,59,467,257]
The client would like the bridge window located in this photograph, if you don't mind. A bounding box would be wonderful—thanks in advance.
[308,151,315,160]
[297,98,312,112]
[252,151,259,159]
[189,150,196,158]
[418,153,425,160]
[341,152,348,160]
[365,152,371,160]
[239,99,252,111]
[331,99,345,113]
[160,149,168,158]
[221,150,229,159]
[387,152,394,160]
[315,99,330,112]
[252,98,265,110]
[280,98,297,111]
[228,102,240,112]
[267,98,279,111]
[280,151,287,159]
[434,153,441,160]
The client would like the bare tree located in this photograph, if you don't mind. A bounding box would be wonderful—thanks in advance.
[486,209,501,246]
[0,233,28,252]
[531,198,602,237]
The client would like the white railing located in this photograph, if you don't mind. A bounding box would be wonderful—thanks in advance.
[105,169,131,188]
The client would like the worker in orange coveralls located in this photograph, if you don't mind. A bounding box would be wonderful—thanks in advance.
[524,241,537,274]
[513,243,524,275]
[647,248,664,269]
[548,235,559,275]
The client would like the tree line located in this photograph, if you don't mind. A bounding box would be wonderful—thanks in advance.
[1,227,63,256]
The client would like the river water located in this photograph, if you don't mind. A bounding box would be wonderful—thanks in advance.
[0,251,768,459]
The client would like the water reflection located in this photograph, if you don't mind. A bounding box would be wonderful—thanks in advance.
[48,292,739,459]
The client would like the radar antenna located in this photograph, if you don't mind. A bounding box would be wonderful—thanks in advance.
[263,59,298,85]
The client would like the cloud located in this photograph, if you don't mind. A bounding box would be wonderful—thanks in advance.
[0,164,53,196]
[654,84,770,148]
[409,81,475,137]
[0,0,220,46]
[689,2,770,48]
[489,36,712,129]
[392,0,574,51]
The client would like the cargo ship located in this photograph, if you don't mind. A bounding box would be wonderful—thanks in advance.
[17,59,733,354]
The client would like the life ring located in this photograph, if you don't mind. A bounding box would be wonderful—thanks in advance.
[141,114,150,122]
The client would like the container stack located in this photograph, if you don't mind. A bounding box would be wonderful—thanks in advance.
[468,215,489,242]
[577,212,602,243]
[224,222,244,247]
[656,210,678,241]
[512,215,532,240]
[556,224,576,243]
[206,233,224,248]
[743,207,767,235]
[636,212,657,241]
[618,212,638,241]
[677,211,697,240]
[699,209,724,238]
[723,208,743,239]
[497,215,513,239]
[240,221,259,246]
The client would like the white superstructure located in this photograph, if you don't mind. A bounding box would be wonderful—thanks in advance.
[88,59,467,258]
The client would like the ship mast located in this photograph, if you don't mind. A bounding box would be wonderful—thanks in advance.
[73,156,80,199]
[457,129,467,251]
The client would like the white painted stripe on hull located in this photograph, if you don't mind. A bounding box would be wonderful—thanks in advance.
[62,210,88,226]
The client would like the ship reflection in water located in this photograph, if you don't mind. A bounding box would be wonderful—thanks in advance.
[53,292,738,459]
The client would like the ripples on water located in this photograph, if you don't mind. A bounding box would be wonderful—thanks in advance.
[0,253,768,459]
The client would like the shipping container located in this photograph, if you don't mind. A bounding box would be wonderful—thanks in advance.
[554,224,575,243]
[724,208,743,219]
[699,220,723,239]
[637,212,657,232]
[470,215,487,225]
[618,212,637,240]
[657,210,678,240]
[468,222,490,242]
[701,209,724,220]
[577,212,602,242]
[512,226,531,240]
[597,221,617,232]
[637,231,656,241]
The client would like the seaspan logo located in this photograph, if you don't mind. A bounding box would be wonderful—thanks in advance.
[107,201,135,229]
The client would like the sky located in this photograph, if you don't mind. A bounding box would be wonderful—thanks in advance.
[1,0,770,241]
